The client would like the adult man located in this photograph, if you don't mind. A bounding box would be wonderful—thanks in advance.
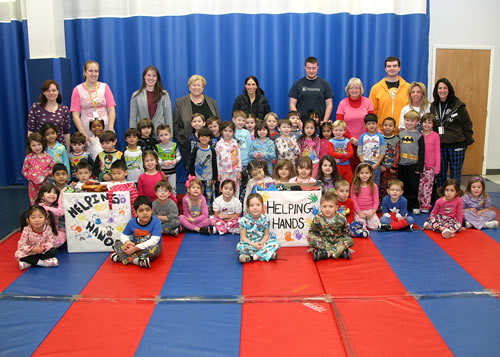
[369,56,410,130]
[289,57,333,123]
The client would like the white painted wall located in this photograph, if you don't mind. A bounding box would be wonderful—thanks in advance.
[429,0,500,172]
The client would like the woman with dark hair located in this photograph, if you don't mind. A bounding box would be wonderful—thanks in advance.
[27,80,71,149]
[232,75,271,120]
[430,78,474,187]
[129,65,172,130]
[70,60,116,139]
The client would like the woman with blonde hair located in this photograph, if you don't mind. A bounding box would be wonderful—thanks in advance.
[398,81,430,130]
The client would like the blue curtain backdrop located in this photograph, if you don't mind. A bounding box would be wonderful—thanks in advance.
[0,11,429,185]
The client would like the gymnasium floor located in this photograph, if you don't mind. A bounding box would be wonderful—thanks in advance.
[0,178,499,356]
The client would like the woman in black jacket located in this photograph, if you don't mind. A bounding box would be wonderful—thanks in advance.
[232,75,271,120]
[430,78,474,187]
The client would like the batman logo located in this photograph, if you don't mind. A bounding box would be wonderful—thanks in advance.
[401,136,414,144]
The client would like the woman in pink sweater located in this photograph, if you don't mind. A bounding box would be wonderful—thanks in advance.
[423,179,463,238]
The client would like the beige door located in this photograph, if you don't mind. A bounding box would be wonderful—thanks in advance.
[434,48,490,175]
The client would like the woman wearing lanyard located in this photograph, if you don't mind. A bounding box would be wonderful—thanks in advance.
[430,78,474,187]
[70,60,116,139]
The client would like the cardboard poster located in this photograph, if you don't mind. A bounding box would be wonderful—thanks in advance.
[63,191,132,252]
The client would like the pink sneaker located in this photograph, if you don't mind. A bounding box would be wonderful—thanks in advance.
[18,261,31,270]
[441,229,454,239]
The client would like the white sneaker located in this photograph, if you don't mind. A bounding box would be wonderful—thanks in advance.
[420,208,429,213]
[423,222,432,230]
[412,208,420,215]
[484,220,499,229]
[19,261,31,270]
[38,257,59,267]
[464,221,472,229]
[441,229,454,239]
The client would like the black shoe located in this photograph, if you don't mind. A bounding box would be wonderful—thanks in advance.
[313,249,328,261]
[379,224,392,231]
[199,226,210,235]
[341,249,351,260]
[407,224,414,232]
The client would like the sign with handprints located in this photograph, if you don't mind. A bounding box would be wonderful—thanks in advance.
[264,190,322,247]
[63,191,132,253]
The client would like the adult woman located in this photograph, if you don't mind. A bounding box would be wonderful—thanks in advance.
[232,75,271,120]
[430,78,474,187]
[173,74,220,166]
[398,82,430,130]
[70,60,116,138]
[335,77,375,171]
[27,80,70,148]
[129,65,172,130]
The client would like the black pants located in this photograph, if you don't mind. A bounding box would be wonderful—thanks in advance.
[20,248,57,265]
[398,164,420,211]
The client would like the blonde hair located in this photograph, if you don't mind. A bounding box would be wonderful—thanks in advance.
[264,112,278,123]
[188,74,206,87]
[408,82,429,113]
[345,77,364,96]
[332,120,346,130]
[404,110,420,122]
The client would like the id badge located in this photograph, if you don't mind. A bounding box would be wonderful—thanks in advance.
[93,111,99,119]
[438,126,444,135]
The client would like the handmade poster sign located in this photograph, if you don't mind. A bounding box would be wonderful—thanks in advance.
[262,190,321,247]
[63,191,132,252]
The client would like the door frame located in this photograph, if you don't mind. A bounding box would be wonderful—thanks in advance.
[431,45,495,175]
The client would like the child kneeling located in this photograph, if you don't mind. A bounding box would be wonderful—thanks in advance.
[237,193,280,263]
[110,195,162,268]
[308,192,354,261]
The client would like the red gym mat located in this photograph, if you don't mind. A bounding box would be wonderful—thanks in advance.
[426,229,500,293]
[33,235,184,356]
[0,232,24,293]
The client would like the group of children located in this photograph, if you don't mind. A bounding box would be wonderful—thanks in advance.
[17,109,498,270]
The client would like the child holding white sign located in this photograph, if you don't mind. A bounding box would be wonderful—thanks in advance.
[308,192,354,261]
[110,195,162,268]
[237,193,280,263]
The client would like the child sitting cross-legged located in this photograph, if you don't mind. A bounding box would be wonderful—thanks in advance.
[237,193,280,263]
[211,179,242,235]
[379,179,415,231]
[179,176,211,235]
[308,192,355,261]
[152,180,180,237]
[110,195,162,268]
[335,179,369,238]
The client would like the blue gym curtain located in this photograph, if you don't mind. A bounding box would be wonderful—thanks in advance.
[0,1,429,185]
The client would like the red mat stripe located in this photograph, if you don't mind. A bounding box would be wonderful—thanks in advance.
[426,229,500,293]
[0,232,25,293]
[240,247,346,356]
[33,234,184,356]
[317,238,453,356]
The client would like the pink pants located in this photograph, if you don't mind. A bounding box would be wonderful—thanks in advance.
[354,210,380,230]
[418,167,435,210]
[179,215,211,231]
[211,216,239,234]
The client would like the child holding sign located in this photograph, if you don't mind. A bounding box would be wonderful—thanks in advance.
[110,195,162,268]
[308,192,354,261]
[237,193,280,263]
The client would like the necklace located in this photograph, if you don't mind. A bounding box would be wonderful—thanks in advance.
[84,82,100,108]
[191,95,204,106]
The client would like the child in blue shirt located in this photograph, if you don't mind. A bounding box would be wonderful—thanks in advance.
[110,195,162,268]
[379,179,414,231]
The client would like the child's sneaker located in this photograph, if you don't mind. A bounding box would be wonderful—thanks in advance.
[39,257,59,267]
[199,226,210,235]
[379,224,392,231]
[110,253,119,263]
[239,254,252,263]
[441,229,454,239]
[423,221,432,230]
[18,261,31,270]
[407,224,414,232]
[171,227,180,237]
[464,221,472,229]
[212,225,218,235]
[270,252,277,260]
[484,220,499,229]
[412,208,420,215]
[138,257,151,268]
[341,249,351,259]
[313,249,328,261]
[420,208,429,213]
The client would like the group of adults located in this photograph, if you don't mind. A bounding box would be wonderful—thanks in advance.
[27,56,474,186]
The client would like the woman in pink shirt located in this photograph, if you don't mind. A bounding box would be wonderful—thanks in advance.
[336,78,375,172]
[70,60,116,139]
